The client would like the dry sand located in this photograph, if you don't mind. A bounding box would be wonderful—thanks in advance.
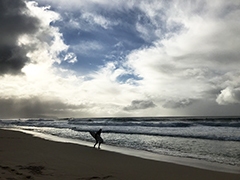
[0,129,239,180]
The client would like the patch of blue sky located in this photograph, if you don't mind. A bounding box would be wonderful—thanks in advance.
[54,27,149,74]
[117,73,143,85]
[51,5,176,77]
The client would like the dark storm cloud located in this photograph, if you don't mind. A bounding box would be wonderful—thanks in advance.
[0,97,89,118]
[0,0,40,75]
[123,100,156,111]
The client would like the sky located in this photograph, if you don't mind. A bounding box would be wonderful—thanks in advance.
[1,0,240,118]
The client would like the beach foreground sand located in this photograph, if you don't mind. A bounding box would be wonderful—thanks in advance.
[0,129,239,180]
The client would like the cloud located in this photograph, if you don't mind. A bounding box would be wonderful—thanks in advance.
[0,97,90,118]
[36,0,137,11]
[125,0,240,109]
[123,100,156,111]
[64,52,77,63]
[71,41,103,55]
[161,1,240,68]
[162,99,195,109]
[34,0,240,117]
[136,16,158,42]
[0,0,40,75]
[216,87,240,105]
[0,0,70,75]
[0,2,78,105]
[81,12,118,29]
[1,0,240,118]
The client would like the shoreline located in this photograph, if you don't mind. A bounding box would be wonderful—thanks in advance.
[0,129,239,180]
[3,128,240,174]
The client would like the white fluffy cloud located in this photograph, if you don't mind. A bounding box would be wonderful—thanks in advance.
[125,0,240,109]
[216,87,240,105]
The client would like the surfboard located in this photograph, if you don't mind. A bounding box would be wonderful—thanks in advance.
[89,131,103,143]
[89,131,96,139]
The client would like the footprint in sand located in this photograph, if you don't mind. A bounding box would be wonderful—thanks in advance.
[0,165,47,180]
[78,175,115,180]
[0,165,29,180]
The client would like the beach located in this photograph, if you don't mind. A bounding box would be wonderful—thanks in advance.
[0,129,239,180]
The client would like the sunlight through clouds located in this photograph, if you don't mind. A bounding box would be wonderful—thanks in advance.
[1,0,240,118]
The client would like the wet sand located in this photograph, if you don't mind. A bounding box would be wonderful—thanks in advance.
[0,129,239,180]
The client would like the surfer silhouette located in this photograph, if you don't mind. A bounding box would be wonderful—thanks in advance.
[89,129,103,149]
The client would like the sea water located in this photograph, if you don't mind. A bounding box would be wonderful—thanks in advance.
[0,117,240,168]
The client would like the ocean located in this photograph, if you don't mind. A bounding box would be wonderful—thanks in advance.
[0,117,240,168]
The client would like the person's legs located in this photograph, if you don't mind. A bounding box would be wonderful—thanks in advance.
[94,140,98,148]
[98,142,101,149]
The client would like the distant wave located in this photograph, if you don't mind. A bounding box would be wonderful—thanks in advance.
[70,127,240,142]
[68,118,240,128]
[1,117,240,142]
[2,117,240,128]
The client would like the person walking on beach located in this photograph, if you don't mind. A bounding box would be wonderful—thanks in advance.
[90,129,104,149]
